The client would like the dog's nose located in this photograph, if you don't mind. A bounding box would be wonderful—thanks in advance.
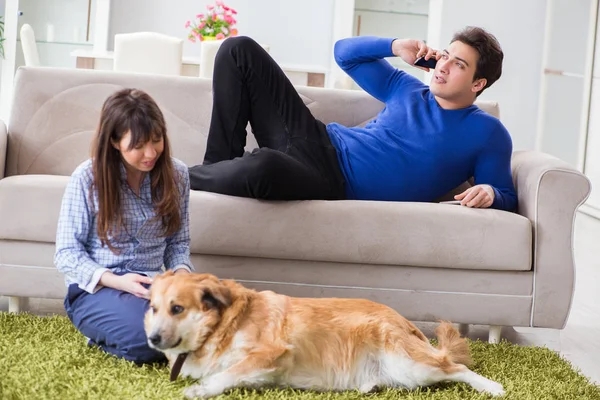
[149,333,162,346]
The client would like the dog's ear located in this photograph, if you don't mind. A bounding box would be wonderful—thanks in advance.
[161,270,176,279]
[153,270,174,285]
[201,282,232,311]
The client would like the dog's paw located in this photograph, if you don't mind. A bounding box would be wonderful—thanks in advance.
[184,373,235,399]
[183,383,224,399]
[358,382,378,393]
[482,381,505,397]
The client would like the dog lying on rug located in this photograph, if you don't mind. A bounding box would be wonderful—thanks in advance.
[144,272,505,398]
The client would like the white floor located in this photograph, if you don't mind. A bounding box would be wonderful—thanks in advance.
[2,212,599,384]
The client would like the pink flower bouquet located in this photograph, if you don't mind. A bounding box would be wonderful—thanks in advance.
[185,0,239,42]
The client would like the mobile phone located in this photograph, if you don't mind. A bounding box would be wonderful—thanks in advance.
[440,200,462,205]
[414,56,437,69]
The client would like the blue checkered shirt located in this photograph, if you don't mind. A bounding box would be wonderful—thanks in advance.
[54,157,194,294]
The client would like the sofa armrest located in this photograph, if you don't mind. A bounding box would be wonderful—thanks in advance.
[0,120,6,178]
[511,150,591,328]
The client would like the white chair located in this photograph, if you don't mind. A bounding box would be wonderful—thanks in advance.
[113,32,183,76]
[20,24,41,67]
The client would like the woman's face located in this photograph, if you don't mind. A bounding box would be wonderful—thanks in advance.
[113,130,164,174]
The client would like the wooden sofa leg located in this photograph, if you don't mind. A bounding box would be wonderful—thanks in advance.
[458,323,470,337]
[489,325,502,344]
[8,296,29,313]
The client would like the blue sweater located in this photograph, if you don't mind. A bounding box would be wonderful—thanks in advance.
[326,36,517,212]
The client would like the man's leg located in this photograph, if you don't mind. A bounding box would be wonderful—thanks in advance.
[64,284,165,364]
[193,36,345,200]
[191,147,340,200]
[203,36,325,163]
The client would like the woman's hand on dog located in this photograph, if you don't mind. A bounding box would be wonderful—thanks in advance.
[118,273,153,299]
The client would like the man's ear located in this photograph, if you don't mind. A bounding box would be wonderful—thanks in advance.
[201,282,232,311]
[471,78,487,95]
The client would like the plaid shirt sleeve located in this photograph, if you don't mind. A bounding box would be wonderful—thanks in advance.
[54,163,109,293]
[164,159,194,272]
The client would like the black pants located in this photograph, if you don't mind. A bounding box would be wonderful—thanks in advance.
[188,36,346,200]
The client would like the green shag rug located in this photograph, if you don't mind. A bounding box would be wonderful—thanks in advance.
[1,313,599,400]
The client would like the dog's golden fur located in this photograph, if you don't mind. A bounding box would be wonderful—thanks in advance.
[144,272,504,398]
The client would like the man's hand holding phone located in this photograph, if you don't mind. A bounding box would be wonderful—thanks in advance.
[391,39,440,72]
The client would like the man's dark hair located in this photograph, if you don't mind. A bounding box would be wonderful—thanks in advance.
[451,26,503,97]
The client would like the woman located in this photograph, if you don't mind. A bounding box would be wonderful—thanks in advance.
[54,88,193,364]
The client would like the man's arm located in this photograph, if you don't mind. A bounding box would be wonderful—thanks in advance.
[334,36,439,102]
[455,125,517,211]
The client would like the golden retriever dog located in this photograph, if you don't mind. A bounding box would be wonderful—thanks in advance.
[144,272,504,398]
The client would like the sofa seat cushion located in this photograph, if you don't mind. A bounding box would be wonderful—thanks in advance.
[189,191,533,271]
[0,175,69,243]
[0,176,532,272]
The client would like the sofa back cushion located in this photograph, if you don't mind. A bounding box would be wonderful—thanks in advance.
[5,66,499,177]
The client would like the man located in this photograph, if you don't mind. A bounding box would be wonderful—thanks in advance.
[189,27,517,211]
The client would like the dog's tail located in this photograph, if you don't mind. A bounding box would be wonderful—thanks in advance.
[434,321,472,366]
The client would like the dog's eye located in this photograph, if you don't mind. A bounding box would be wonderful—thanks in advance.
[151,305,157,313]
[171,305,184,315]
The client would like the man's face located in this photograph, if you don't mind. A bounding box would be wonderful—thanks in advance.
[429,40,485,101]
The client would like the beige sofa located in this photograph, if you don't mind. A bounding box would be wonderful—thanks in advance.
[0,67,591,342]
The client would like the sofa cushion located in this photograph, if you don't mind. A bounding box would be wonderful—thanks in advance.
[188,191,532,271]
[0,176,532,272]
[0,175,69,243]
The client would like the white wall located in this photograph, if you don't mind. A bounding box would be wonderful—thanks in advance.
[427,0,547,152]
[108,0,335,71]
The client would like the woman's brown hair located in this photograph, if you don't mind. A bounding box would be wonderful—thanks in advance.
[91,88,181,252]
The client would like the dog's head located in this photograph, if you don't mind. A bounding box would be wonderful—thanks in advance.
[144,271,232,353]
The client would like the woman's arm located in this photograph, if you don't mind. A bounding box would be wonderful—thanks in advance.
[54,168,111,293]
[54,165,154,297]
